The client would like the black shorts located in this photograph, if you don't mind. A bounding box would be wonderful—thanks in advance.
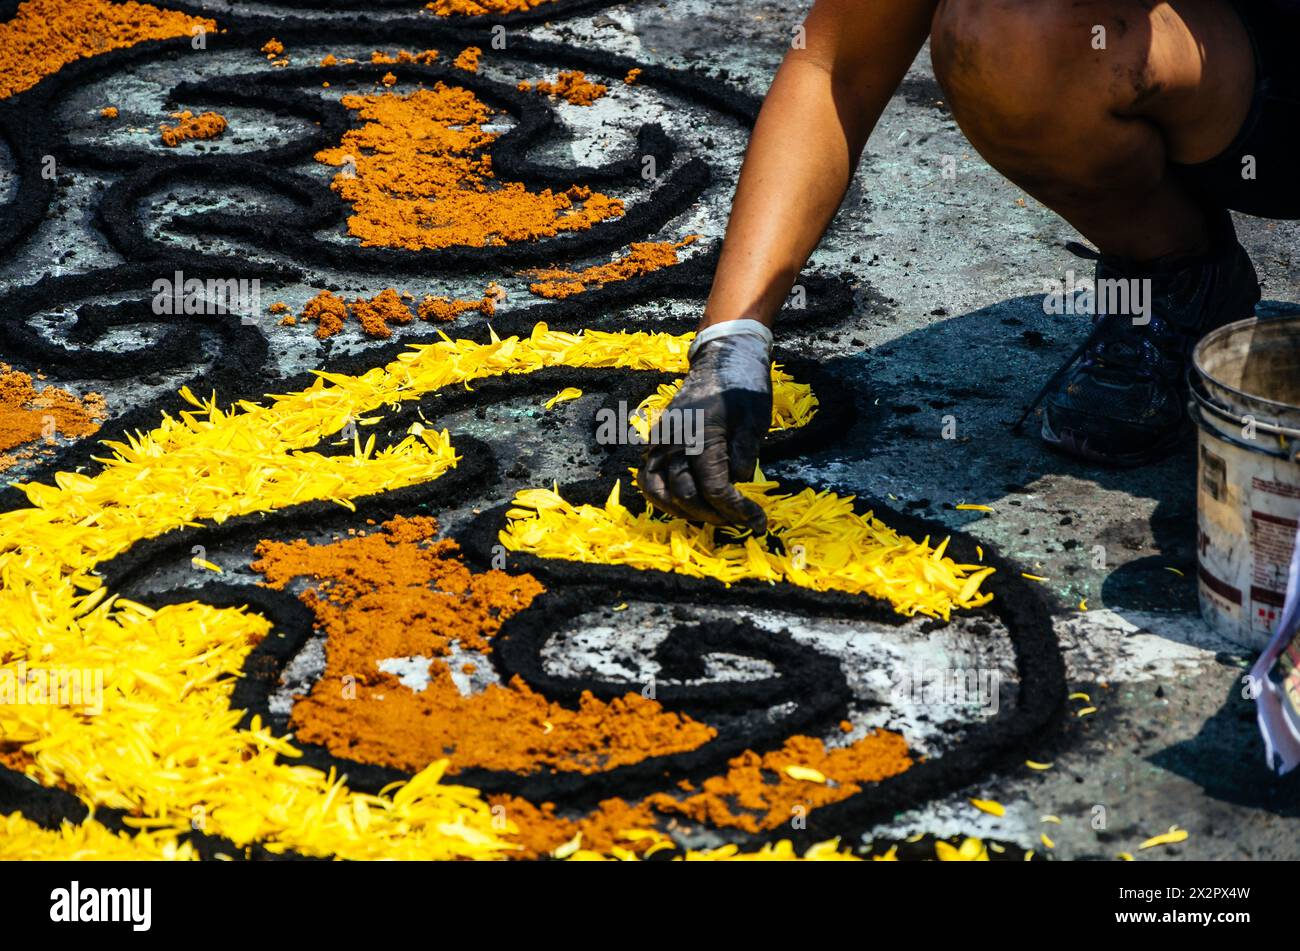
[1171,0,1300,219]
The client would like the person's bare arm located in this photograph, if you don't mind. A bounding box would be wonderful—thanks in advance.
[639,0,938,532]
[703,0,940,329]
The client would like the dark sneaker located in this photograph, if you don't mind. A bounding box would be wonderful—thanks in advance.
[1019,210,1261,466]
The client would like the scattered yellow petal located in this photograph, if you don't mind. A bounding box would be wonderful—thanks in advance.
[1040,833,1054,849]
[191,558,223,573]
[553,832,582,859]
[1068,692,1091,702]
[1117,852,1134,861]
[955,503,993,512]
[969,798,1005,817]
[544,386,583,409]
[1025,760,1053,770]
[784,765,828,784]
[1040,815,1061,824]
[1138,826,1188,851]
[1164,566,1185,577]
[1021,572,1048,582]
[1076,706,1097,717]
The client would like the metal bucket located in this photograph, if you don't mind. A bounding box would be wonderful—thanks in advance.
[1192,316,1300,650]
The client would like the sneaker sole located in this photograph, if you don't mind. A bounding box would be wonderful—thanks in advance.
[1039,416,1189,468]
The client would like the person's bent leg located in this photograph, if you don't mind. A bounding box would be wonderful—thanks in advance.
[929,0,1262,465]
[930,0,1254,261]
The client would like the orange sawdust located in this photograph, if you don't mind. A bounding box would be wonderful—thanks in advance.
[452,46,481,72]
[0,0,216,101]
[521,71,608,106]
[528,237,698,298]
[380,71,397,87]
[252,517,716,777]
[349,288,414,338]
[298,286,500,337]
[370,48,439,65]
[301,290,348,338]
[159,110,226,147]
[425,0,556,16]
[624,68,641,85]
[491,794,664,858]
[261,37,283,58]
[417,283,503,322]
[0,365,107,472]
[99,106,117,118]
[645,732,913,833]
[314,86,623,251]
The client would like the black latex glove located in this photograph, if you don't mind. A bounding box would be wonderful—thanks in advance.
[638,325,772,534]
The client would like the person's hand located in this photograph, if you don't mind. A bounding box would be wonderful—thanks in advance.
[638,319,772,534]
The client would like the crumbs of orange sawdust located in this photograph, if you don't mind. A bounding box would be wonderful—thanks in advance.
[645,733,914,833]
[418,283,503,322]
[301,290,348,338]
[252,516,717,777]
[370,48,439,65]
[298,285,501,338]
[528,238,698,298]
[519,71,608,106]
[348,288,413,338]
[425,0,557,16]
[453,46,481,72]
[492,795,664,859]
[159,110,226,147]
[314,85,624,251]
[489,720,913,855]
[0,0,216,101]
[0,364,107,472]
[99,106,118,118]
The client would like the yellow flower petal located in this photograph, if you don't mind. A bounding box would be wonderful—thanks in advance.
[544,387,584,409]
[1138,827,1188,851]
[784,765,827,784]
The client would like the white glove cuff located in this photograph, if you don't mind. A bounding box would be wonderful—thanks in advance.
[688,318,773,360]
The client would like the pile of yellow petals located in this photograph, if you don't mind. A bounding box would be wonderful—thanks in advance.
[501,479,996,619]
[0,322,833,859]
[629,364,817,440]
[0,812,199,861]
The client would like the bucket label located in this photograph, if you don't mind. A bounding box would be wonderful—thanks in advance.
[1201,446,1228,502]
[1251,509,1299,633]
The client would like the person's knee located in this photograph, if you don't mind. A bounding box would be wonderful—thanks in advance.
[930,0,1114,143]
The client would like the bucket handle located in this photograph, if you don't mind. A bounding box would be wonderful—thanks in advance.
[1190,391,1300,463]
